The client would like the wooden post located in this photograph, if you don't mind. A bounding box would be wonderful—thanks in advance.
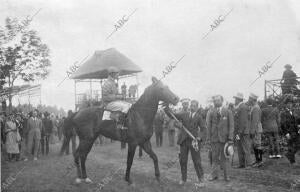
[90,79,93,107]
[74,80,77,111]
[264,80,267,100]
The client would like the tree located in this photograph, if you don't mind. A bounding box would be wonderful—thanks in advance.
[0,17,51,111]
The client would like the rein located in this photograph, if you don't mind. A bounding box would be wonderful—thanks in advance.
[130,102,165,111]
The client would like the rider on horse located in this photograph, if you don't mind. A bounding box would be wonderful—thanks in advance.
[102,66,130,134]
[102,66,123,105]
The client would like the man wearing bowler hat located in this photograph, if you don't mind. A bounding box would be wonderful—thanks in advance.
[233,93,251,168]
[206,95,234,181]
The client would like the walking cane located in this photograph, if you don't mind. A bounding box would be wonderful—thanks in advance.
[168,111,199,151]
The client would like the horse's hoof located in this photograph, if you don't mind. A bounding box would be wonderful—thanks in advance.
[84,178,93,183]
[125,177,133,185]
[75,178,82,184]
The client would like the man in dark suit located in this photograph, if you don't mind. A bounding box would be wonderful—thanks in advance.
[281,101,300,165]
[206,95,234,181]
[60,110,77,155]
[261,98,281,158]
[41,112,53,155]
[165,100,206,186]
[233,93,251,168]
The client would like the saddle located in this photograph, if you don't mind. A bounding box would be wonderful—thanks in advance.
[102,100,132,121]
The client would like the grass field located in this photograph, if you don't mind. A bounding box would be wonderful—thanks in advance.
[1,134,300,192]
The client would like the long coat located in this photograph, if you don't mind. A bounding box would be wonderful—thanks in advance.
[249,103,262,135]
[5,121,20,154]
[234,102,250,135]
[206,107,234,143]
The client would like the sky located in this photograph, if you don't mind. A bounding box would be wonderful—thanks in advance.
[1,0,300,110]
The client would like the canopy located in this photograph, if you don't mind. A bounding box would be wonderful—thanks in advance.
[71,48,142,79]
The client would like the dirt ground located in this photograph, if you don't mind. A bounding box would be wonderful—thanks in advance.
[1,133,300,192]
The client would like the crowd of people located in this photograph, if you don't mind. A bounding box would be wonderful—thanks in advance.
[0,109,74,162]
[157,92,300,186]
[0,108,117,163]
[1,64,299,188]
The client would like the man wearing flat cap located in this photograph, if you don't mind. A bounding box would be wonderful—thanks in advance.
[248,93,263,167]
[281,64,299,94]
[233,93,251,168]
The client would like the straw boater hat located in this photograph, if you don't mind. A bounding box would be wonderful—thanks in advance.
[233,92,244,100]
[249,93,258,100]
[284,64,292,69]
[224,142,234,158]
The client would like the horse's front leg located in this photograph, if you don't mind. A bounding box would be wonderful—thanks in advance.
[141,140,160,181]
[125,143,137,184]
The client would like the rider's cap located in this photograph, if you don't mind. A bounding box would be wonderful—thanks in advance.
[108,66,120,74]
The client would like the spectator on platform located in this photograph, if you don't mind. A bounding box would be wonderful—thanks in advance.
[281,64,299,95]
[121,82,127,99]
[128,85,137,98]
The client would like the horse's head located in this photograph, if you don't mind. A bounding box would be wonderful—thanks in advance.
[150,77,179,105]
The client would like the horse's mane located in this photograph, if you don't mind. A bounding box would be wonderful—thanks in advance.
[126,84,158,125]
[131,84,157,110]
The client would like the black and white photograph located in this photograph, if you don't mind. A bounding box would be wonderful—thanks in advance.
[1,0,300,191]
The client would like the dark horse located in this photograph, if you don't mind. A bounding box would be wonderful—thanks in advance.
[71,77,179,184]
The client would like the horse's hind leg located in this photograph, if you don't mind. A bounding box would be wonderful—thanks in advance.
[74,139,95,183]
[74,141,83,183]
[141,140,160,181]
[125,143,137,184]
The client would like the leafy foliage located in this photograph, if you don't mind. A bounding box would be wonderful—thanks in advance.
[0,16,51,87]
[0,16,51,111]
